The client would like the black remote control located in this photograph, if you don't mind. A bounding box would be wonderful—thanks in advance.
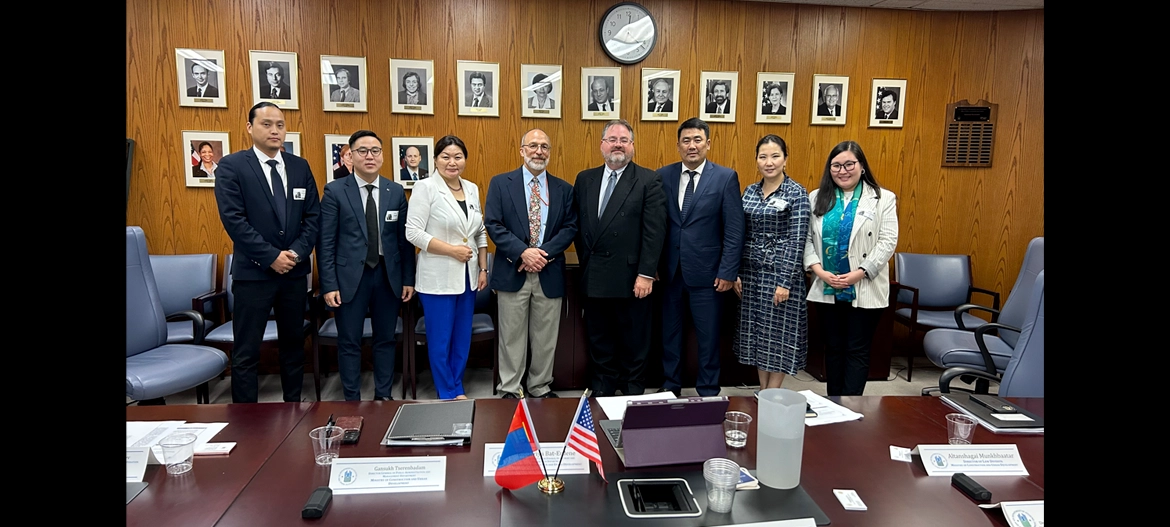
[302,486,332,519]
[951,473,991,502]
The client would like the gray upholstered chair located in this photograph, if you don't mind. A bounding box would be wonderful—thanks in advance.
[892,252,999,380]
[149,253,218,344]
[126,227,228,404]
[314,299,406,399]
[935,270,1044,397]
[920,237,1044,394]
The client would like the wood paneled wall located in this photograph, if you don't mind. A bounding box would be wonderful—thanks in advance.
[126,0,1044,301]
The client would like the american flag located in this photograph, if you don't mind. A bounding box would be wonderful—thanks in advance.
[565,393,606,482]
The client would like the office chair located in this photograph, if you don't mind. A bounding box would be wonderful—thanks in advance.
[936,270,1043,397]
[203,254,318,399]
[921,237,1044,394]
[892,252,999,380]
[314,295,407,399]
[149,253,218,344]
[126,227,228,404]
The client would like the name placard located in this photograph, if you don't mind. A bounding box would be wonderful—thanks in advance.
[404,105,422,110]
[126,448,149,482]
[822,116,838,121]
[482,442,589,477]
[652,112,668,117]
[710,114,726,118]
[328,456,447,495]
[765,115,782,120]
[337,103,355,108]
[913,444,1028,477]
[193,98,215,103]
[534,109,550,114]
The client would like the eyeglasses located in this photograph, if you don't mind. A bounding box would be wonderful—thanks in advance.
[353,147,383,157]
[830,160,858,172]
[602,137,632,145]
[523,143,551,152]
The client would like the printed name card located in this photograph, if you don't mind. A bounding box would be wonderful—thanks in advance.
[126,448,150,482]
[913,444,1029,477]
[482,442,589,476]
[328,456,447,495]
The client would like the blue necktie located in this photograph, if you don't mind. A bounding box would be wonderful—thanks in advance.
[681,170,696,220]
[267,160,286,230]
[599,171,617,218]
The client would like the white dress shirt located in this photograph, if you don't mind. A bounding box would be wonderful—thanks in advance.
[677,160,707,210]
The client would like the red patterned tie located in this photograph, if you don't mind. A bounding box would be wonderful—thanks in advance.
[528,177,541,247]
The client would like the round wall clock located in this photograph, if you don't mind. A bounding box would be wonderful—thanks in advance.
[599,2,658,65]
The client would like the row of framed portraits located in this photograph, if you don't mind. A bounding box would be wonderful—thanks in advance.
[177,48,906,127]
[183,130,435,190]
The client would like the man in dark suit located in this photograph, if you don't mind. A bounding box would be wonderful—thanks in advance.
[263,62,292,100]
[187,62,219,98]
[319,130,416,401]
[573,119,667,397]
[587,77,613,112]
[466,72,493,108]
[397,71,427,105]
[876,89,899,119]
[398,146,428,181]
[657,118,744,397]
[485,129,578,399]
[704,80,731,114]
[647,79,674,113]
[214,102,320,403]
[816,84,842,117]
[329,68,360,102]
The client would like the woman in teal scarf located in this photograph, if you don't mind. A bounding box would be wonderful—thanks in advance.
[803,141,899,395]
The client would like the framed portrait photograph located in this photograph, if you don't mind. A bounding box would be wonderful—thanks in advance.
[641,68,680,122]
[582,67,620,120]
[457,61,500,117]
[755,72,795,124]
[182,130,230,188]
[282,132,301,157]
[811,74,849,125]
[325,134,353,181]
[520,64,563,119]
[391,137,434,190]
[869,78,907,128]
[250,50,299,109]
[390,58,434,115]
[699,71,738,123]
[176,48,226,108]
[320,55,367,112]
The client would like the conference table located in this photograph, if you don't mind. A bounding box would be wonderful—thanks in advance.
[126,396,1043,526]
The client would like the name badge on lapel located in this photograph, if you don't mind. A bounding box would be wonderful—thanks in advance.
[858,210,875,221]
[292,188,306,200]
[386,211,399,222]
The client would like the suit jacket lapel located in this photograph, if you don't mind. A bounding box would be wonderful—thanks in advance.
[342,175,368,241]
[664,165,681,223]
[245,150,286,227]
[850,184,876,242]
[379,176,394,244]
[598,164,637,233]
[509,170,531,240]
[685,163,718,226]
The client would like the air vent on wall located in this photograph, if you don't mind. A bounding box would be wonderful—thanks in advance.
[942,100,997,167]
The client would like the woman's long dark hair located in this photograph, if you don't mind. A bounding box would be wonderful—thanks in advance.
[812,140,880,216]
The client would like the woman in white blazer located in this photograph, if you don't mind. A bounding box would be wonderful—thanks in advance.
[803,140,899,396]
[405,135,489,400]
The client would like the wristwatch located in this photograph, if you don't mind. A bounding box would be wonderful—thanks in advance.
[480,268,489,274]
[289,250,301,263]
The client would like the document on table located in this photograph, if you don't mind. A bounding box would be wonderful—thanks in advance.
[595,392,676,420]
[127,421,228,463]
[979,500,1044,527]
[800,390,864,426]
[482,442,589,476]
[148,422,228,461]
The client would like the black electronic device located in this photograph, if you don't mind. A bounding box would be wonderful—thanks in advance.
[951,473,991,503]
[302,486,332,519]
[969,394,1018,414]
[336,416,363,444]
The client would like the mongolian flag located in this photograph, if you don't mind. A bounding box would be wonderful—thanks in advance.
[494,398,545,490]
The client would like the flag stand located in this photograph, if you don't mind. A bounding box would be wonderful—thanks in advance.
[537,476,564,494]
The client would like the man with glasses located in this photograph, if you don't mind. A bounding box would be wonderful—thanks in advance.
[573,119,666,397]
[817,84,842,117]
[318,130,416,401]
[484,129,577,399]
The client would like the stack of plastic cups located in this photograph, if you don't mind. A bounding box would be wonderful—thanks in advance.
[703,457,740,513]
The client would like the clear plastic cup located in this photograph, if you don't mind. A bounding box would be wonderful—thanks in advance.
[159,432,198,475]
[724,411,752,448]
[946,413,977,445]
[703,457,740,513]
[309,426,344,465]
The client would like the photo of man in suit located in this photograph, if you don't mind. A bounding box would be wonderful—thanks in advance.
[466,71,493,108]
[398,71,427,105]
[876,88,899,119]
[319,130,415,401]
[817,84,842,117]
[656,117,744,397]
[214,101,320,403]
[573,119,666,397]
[648,79,673,112]
[329,68,360,102]
[262,61,292,100]
[399,145,428,181]
[527,73,556,109]
[187,61,219,98]
[587,77,614,112]
[485,128,578,399]
[704,80,732,114]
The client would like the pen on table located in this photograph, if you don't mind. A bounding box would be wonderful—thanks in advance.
[326,414,335,436]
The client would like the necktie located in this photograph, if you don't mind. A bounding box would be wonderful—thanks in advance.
[271,86,278,98]
[528,177,542,247]
[655,103,662,112]
[681,170,696,220]
[364,184,379,267]
[412,172,418,181]
[599,171,617,218]
[473,97,480,107]
[267,160,286,230]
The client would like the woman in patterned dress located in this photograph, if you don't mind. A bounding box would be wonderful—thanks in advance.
[733,135,811,389]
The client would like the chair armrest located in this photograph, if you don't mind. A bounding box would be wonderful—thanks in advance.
[205,290,228,323]
[192,289,220,322]
[967,286,1000,311]
[972,322,1021,375]
[954,303,1001,329]
[892,283,920,319]
[165,309,207,344]
[938,366,1001,394]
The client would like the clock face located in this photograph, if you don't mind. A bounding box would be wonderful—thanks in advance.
[600,2,657,65]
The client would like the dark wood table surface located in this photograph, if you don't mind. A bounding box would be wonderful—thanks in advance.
[125,402,312,527]
[129,396,1044,526]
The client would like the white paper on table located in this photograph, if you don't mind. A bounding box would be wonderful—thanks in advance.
[595,392,676,420]
[328,456,446,495]
[912,444,1029,476]
[147,422,228,464]
[715,519,817,527]
[127,421,185,448]
[979,500,1044,527]
[799,390,864,426]
[482,442,589,476]
[126,448,150,482]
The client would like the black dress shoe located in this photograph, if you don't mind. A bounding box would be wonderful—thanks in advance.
[656,387,681,397]
[375,396,393,401]
[502,392,519,399]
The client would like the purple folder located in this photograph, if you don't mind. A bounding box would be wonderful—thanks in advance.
[620,397,729,467]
